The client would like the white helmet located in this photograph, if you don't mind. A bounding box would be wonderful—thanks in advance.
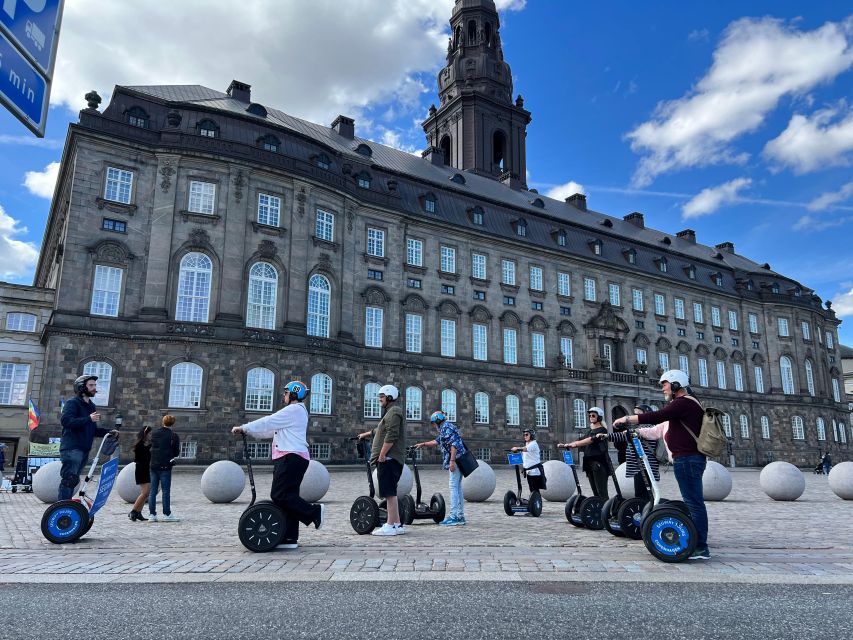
[378,384,400,401]
[588,406,604,418]
[659,369,690,391]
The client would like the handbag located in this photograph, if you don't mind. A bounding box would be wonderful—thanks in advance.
[455,449,479,477]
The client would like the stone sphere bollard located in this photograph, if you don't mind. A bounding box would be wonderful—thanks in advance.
[32,460,81,504]
[760,461,805,501]
[540,459,575,502]
[116,462,142,503]
[371,464,414,498]
[614,462,636,499]
[828,461,853,500]
[702,460,732,501]
[201,460,246,503]
[462,460,496,502]
[299,460,330,502]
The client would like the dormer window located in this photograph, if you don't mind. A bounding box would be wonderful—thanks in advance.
[515,219,528,237]
[450,173,466,185]
[259,134,280,152]
[589,239,603,256]
[746,280,754,291]
[316,154,331,170]
[424,194,437,214]
[624,248,637,264]
[600,219,613,228]
[771,283,780,294]
[357,172,371,189]
[126,106,149,129]
[196,119,219,138]
[712,272,723,287]
[685,265,696,280]
[557,230,567,247]
[530,197,545,209]
[793,287,801,297]
[661,236,671,245]
[355,143,372,157]
[656,257,668,273]
[247,103,268,118]
[469,206,484,225]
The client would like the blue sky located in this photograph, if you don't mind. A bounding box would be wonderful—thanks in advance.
[1,0,852,344]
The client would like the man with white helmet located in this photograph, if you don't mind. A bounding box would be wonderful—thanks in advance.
[559,406,609,499]
[358,384,406,535]
[612,369,710,560]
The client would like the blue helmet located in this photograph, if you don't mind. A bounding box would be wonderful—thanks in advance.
[429,410,447,424]
[284,380,309,401]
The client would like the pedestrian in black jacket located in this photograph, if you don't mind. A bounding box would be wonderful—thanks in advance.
[148,415,181,522]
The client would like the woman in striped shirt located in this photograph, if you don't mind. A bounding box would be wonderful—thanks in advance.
[605,404,661,501]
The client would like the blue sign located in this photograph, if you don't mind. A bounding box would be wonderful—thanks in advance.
[0,0,62,76]
[562,450,574,466]
[507,452,523,465]
[89,457,119,517]
[0,30,47,130]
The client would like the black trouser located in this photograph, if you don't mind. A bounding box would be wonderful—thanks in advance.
[270,454,319,542]
[615,441,627,465]
[585,460,609,499]
[633,472,650,501]
[527,474,546,493]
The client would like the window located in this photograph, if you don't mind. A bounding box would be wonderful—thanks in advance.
[176,253,211,322]
[560,337,573,368]
[573,399,587,429]
[476,448,492,462]
[805,360,815,396]
[503,328,517,364]
[791,416,805,440]
[83,361,112,405]
[693,303,704,324]
[441,284,455,295]
[316,154,331,170]
[674,298,685,320]
[310,373,332,414]
[472,324,488,361]
[257,193,281,227]
[721,414,732,437]
[307,274,331,337]
[558,272,571,297]
[503,296,515,306]
[749,313,759,334]
[687,265,696,280]
[677,328,686,337]
[584,277,596,301]
[658,257,668,273]
[516,220,527,237]
[407,278,422,289]
[780,356,794,394]
[440,246,456,273]
[506,395,520,426]
[698,358,709,386]
[474,291,486,301]
[761,416,770,439]
[714,335,722,344]
[752,340,760,349]
[678,354,689,376]
[364,307,383,348]
[636,348,648,365]
[530,266,543,291]
[168,362,203,408]
[714,273,723,287]
[406,238,423,267]
[245,367,274,412]
[367,269,383,281]
[424,196,436,214]
[101,218,126,233]
[557,230,567,247]
[247,442,272,459]
[654,294,665,316]
[778,318,789,337]
[532,332,545,368]
[826,331,835,349]
[406,387,422,421]
[367,228,385,258]
[711,306,721,327]
[0,363,29,405]
[91,265,123,317]
[632,289,644,312]
[260,135,280,152]
[104,167,133,204]
[754,366,764,394]
[472,253,487,280]
[591,240,602,256]
[832,378,841,403]
[659,352,670,371]
[501,260,516,285]
[535,397,549,427]
[560,306,571,316]
[696,331,705,341]
[126,107,148,128]
[246,262,277,329]
[405,314,422,353]
[315,210,335,242]
[734,363,744,391]
[626,249,637,265]
[799,321,811,341]
[440,319,456,357]
[474,392,490,424]
[531,301,543,311]
[472,208,484,225]
[179,441,198,459]
[739,415,750,439]
[197,120,218,138]
[441,389,457,422]
[357,174,371,189]
[608,283,620,306]
[729,311,739,331]
[5,313,36,332]
[731,338,739,347]
[188,180,216,215]
[716,361,727,389]
[817,417,826,441]
[363,383,381,419]
[657,324,667,334]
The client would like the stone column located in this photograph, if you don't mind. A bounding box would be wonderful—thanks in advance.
[216,166,249,325]
[140,154,180,318]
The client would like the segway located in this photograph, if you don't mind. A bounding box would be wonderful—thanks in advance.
[348,437,415,534]
[400,445,445,525]
[560,447,604,529]
[600,451,628,537]
[502,451,543,517]
[237,433,287,552]
[41,431,121,544]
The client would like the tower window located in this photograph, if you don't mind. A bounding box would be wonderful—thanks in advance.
[468,20,477,45]
[439,136,451,165]
[493,130,506,171]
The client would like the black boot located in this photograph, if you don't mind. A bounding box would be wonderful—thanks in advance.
[128,510,137,521]
[136,511,148,521]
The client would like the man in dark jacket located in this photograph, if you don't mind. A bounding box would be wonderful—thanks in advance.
[58,374,117,500]
[148,415,181,522]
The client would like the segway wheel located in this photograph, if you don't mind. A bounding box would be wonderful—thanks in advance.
[238,503,285,552]
[602,496,625,537]
[527,490,543,517]
[350,495,380,534]
[579,496,605,530]
[82,516,95,537]
[565,495,583,527]
[430,493,446,524]
[399,495,416,526]
[617,497,647,540]
[41,500,89,544]
[503,490,517,516]
[642,506,697,563]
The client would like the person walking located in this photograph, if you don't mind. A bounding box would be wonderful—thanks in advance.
[511,428,545,494]
[232,381,324,548]
[148,415,181,523]
[415,410,467,526]
[0,443,6,475]
[128,426,151,521]
[559,407,609,500]
[822,452,833,476]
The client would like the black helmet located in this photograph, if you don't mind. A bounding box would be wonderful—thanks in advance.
[522,427,536,440]
[74,374,98,395]
[635,404,653,413]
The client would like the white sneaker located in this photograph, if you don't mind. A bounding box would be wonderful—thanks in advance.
[277,540,299,550]
[160,513,180,522]
[147,514,159,523]
[393,524,407,535]
[371,523,397,536]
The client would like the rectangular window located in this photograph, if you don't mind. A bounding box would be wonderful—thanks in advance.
[761,416,770,439]
[104,167,133,204]
[472,253,487,280]
[406,238,423,267]
[367,269,383,281]
[532,332,545,368]
[731,338,739,347]
[441,284,455,295]
[674,298,685,320]
[257,193,281,227]
[749,313,759,334]
[826,331,835,349]
[179,442,198,459]
[530,266,543,291]
[440,246,456,273]
[636,320,645,329]
[90,265,122,317]
[714,335,722,343]
[503,296,515,306]
[560,337,573,368]
[407,278,421,289]
[188,180,216,214]
[603,344,613,371]
[405,314,422,353]
[441,319,456,357]
[734,363,744,391]
[531,301,543,311]
[101,218,126,233]
[653,293,665,316]
[728,310,738,331]
[364,307,383,348]
[309,443,332,460]
[501,259,516,285]
[696,331,705,340]
[832,378,841,403]
[754,367,764,393]
[677,328,686,337]
[752,340,760,349]
[247,442,272,459]
[678,354,689,376]
[711,306,721,327]
[5,313,36,332]
[474,291,486,301]
[801,321,810,341]
[778,318,789,337]
[558,272,571,297]
[0,362,30,405]
[560,306,571,316]
[693,303,704,324]
[316,209,335,242]
[367,227,385,257]
[472,324,488,361]
[636,348,647,365]
[632,288,644,311]
[657,323,667,334]
[716,361,727,389]
[503,328,517,364]
[659,352,670,371]
[608,283,620,306]
[698,358,709,387]
[584,277,596,301]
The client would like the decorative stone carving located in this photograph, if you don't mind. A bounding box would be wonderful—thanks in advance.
[166,110,182,127]
[557,320,577,336]
[257,240,277,259]
[469,305,491,322]
[88,240,134,264]
[159,160,175,193]
[85,90,102,111]
[296,186,307,218]
[362,286,389,306]
[233,170,245,202]
[438,300,461,316]
[166,323,216,337]
[347,204,357,232]
[529,315,549,331]
[189,228,211,247]
[401,294,428,311]
[585,301,629,335]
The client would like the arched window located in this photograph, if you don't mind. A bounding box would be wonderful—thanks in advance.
[474,392,489,424]
[316,153,331,170]
[196,119,219,138]
[779,356,794,395]
[804,359,815,396]
[760,415,770,439]
[176,252,212,322]
[506,395,520,426]
[816,417,826,441]
[307,274,330,338]
[310,373,332,414]
[126,106,149,128]
[791,415,804,440]
[363,382,380,419]
[573,399,586,429]
[439,135,451,165]
[83,361,113,405]
[721,414,732,437]
[245,367,274,412]
[169,362,203,408]
[357,172,371,189]
[441,389,457,422]
[739,414,749,439]
[246,262,278,329]
[468,19,477,44]
[535,397,549,428]
[492,130,506,171]
[406,387,422,421]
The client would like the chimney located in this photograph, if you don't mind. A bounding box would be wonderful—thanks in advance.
[623,211,644,228]
[566,193,587,211]
[500,170,524,190]
[331,115,355,138]
[421,146,445,166]
[227,80,251,103]
[715,241,735,254]
[677,229,696,243]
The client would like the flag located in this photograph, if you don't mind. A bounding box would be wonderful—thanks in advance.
[28,399,41,431]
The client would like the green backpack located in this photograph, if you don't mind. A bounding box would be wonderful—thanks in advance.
[679,396,728,458]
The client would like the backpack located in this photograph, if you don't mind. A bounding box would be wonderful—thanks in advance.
[679,396,727,458]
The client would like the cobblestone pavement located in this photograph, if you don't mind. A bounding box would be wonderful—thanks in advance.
[1,466,851,584]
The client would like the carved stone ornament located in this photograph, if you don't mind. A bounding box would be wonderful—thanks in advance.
[401,294,428,311]
[258,239,277,259]
[585,301,629,334]
[85,90,102,111]
[347,204,357,232]
[362,286,388,306]
[88,240,134,264]
[166,110,182,127]
[189,228,211,247]
[296,186,307,218]
[233,170,245,202]
[470,305,491,322]
[159,160,175,193]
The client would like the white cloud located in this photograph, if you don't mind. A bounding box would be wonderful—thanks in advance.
[792,214,852,231]
[545,181,585,201]
[626,16,853,186]
[831,286,853,317]
[688,28,710,43]
[764,103,853,173]
[682,177,751,219]
[0,205,39,281]
[808,181,853,211]
[23,162,60,199]
[495,0,527,10]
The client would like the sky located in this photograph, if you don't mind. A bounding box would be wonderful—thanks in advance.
[1,0,852,345]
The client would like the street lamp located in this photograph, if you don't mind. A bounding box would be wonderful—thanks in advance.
[114,413,123,431]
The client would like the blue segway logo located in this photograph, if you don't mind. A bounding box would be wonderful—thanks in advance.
[650,516,690,555]
[47,506,82,538]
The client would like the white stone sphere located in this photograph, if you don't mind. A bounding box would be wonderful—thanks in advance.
[540,459,575,502]
[702,460,732,501]
[760,461,805,501]
[116,463,142,503]
[32,460,81,504]
[299,460,330,502]
[201,460,246,503]
[614,462,636,499]
[371,464,414,499]
[461,460,496,502]
[828,461,853,500]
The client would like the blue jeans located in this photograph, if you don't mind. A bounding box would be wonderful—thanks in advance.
[673,454,708,548]
[448,467,464,519]
[58,449,87,500]
[149,468,173,516]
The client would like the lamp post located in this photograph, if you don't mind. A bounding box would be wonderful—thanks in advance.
[114,413,123,431]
